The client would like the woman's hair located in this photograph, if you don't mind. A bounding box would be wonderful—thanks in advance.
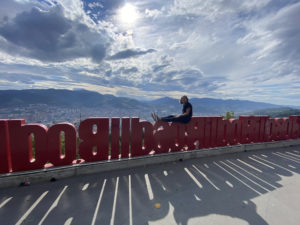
[182,95,188,101]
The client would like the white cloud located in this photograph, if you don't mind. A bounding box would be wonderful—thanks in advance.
[88,2,104,9]
[169,0,270,22]
[0,0,299,106]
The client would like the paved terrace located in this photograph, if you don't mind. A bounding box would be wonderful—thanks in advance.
[0,145,300,225]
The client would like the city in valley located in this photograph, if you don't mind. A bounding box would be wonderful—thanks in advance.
[0,104,153,127]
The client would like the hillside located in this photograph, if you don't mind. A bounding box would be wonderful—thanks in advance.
[0,89,147,109]
[244,107,300,118]
[146,97,282,115]
[0,89,293,117]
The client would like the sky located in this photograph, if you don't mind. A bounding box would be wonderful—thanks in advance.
[0,0,300,105]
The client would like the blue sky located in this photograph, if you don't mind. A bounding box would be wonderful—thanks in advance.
[0,0,300,105]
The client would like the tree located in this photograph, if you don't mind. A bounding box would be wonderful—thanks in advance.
[223,111,235,120]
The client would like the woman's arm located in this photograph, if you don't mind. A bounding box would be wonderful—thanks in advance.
[176,107,191,118]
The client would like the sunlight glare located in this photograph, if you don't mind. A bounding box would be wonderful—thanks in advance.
[119,3,139,25]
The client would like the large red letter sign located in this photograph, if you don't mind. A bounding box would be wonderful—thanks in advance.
[79,118,109,162]
[47,123,77,166]
[8,120,48,172]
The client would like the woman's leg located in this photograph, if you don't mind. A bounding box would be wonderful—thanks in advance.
[160,115,176,122]
[162,116,191,123]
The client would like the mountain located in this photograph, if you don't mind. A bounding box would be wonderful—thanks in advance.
[190,98,280,114]
[146,97,282,115]
[0,89,292,117]
[243,107,300,118]
[0,89,147,109]
[144,97,179,114]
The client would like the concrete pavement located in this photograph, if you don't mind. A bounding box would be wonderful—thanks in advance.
[0,145,300,225]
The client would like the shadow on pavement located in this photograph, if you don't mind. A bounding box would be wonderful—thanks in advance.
[0,146,300,225]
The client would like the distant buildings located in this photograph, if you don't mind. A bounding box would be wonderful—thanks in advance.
[0,104,154,125]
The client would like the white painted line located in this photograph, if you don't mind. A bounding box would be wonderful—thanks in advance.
[273,152,300,164]
[221,161,269,192]
[82,183,90,191]
[279,152,300,160]
[277,152,300,162]
[0,197,12,209]
[227,160,277,189]
[192,164,220,190]
[110,177,119,225]
[288,164,296,169]
[129,175,132,225]
[91,179,107,225]
[64,217,73,225]
[194,194,201,201]
[286,152,300,158]
[252,155,294,173]
[214,162,261,195]
[225,180,234,188]
[38,186,68,225]
[249,157,275,169]
[15,191,48,225]
[144,174,154,200]
[184,167,202,188]
[237,159,262,173]
[151,174,166,191]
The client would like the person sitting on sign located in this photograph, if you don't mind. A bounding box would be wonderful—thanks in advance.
[151,95,193,124]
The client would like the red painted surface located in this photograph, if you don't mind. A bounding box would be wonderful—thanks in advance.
[258,116,269,142]
[131,118,155,156]
[0,116,300,173]
[153,121,176,153]
[140,120,155,154]
[169,122,186,152]
[239,116,261,144]
[47,123,77,167]
[110,118,120,159]
[0,120,11,173]
[78,118,109,162]
[204,117,220,148]
[290,116,300,139]
[217,118,241,146]
[8,120,48,172]
[131,118,143,157]
[186,117,205,150]
[121,118,130,158]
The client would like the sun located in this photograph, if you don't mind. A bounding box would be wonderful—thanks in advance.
[118,3,139,25]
